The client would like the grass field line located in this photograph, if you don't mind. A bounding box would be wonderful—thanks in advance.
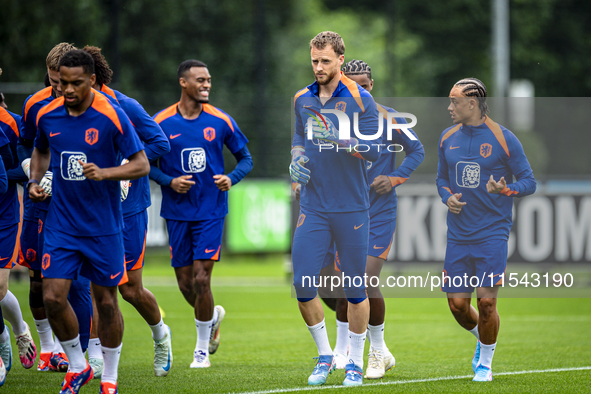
[233,366,591,394]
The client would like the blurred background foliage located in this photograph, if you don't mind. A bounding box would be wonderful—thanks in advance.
[1,0,590,180]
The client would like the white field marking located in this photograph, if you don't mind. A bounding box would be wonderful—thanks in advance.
[232,366,591,394]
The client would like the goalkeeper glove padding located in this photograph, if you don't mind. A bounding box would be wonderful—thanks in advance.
[311,115,358,153]
[289,147,310,185]
[21,158,31,178]
[120,158,130,202]
[39,171,53,196]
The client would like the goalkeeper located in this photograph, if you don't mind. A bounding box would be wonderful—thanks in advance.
[290,31,381,387]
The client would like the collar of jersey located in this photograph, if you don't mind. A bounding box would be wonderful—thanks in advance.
[460,122,488,135]
[308,74,347,98]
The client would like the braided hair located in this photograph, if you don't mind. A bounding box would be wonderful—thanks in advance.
[454,78,488,118]
[342,59,372,80]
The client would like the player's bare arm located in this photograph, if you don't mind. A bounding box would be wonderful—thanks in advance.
[446,192,466,214]
[370,175,393,195]
[81,150,150,181]
[28,146,51,202]
[294,183,301,202]
[170,175,195,193]
[486,175,506,194]
[213,174,232,191]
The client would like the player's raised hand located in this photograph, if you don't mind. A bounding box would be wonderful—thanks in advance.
[370,175,393,195]
[487,175,506,194]
[80,160,106,181]
[28,183,48,202]
[311,115,338,142]
[289,148,310,185]
[214,174,232,191]
[311,116,358,152]
[447,192,467,214]
[170,175,195,194]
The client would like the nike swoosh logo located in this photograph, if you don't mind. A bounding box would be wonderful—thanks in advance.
[354,223,364,230]
[0,257,9,261]
[110,272,121,280]
[124,259,134,265]
[50,132,61,137]
[373,245,384,249]
[205,249,215,253]
[163,352,171,372]
[450,146,460,150]
[170,134,181,139]
[303,105,312,108]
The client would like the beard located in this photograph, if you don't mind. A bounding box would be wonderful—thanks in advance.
[315,68,338,86]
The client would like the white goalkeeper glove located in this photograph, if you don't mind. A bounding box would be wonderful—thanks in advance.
[120,158,130,202]
[21,158,31,178]
[39,171,53,196]
[311,115,358,152]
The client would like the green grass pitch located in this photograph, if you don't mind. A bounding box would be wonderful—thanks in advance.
[3,250,591,393]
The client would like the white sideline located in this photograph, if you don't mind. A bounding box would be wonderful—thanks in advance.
[233,366,591,394]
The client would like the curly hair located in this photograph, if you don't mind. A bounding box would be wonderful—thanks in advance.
[310,31,345,56]
[46,43,77,71]
[454,78,488,118]
[83,46,112,86]
[342,59,371,80]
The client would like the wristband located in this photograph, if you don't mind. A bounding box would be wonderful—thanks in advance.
[27,179,39,190]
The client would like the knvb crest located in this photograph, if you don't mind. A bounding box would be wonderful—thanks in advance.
[480,143,492,158]
[42,253,50,270]
[297,213,306,228]
[335,101,346,112]
[204,127,216,142]
[85,128,99,145]
[26,248,36,262]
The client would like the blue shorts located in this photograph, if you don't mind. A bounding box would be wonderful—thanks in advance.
[292,207,369,302]
[367,213,396,259]
[166,218,224,267]
[19,220,39,270]
[37,209,94,349]
[0,223,19,269]
[123,210,148,272]
[442,239,507,293]
[42,228,128,287]
[321,211,396,270]
[321,245,340,272]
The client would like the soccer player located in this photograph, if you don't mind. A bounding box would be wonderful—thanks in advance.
[19,42,93,372]
[290,32,382,386]
[0,90,37,372]
[437,78,536,381]
[29,49,149,393]
[312,59,425,378]
[82,45,173,378]
[150,59,252,368]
